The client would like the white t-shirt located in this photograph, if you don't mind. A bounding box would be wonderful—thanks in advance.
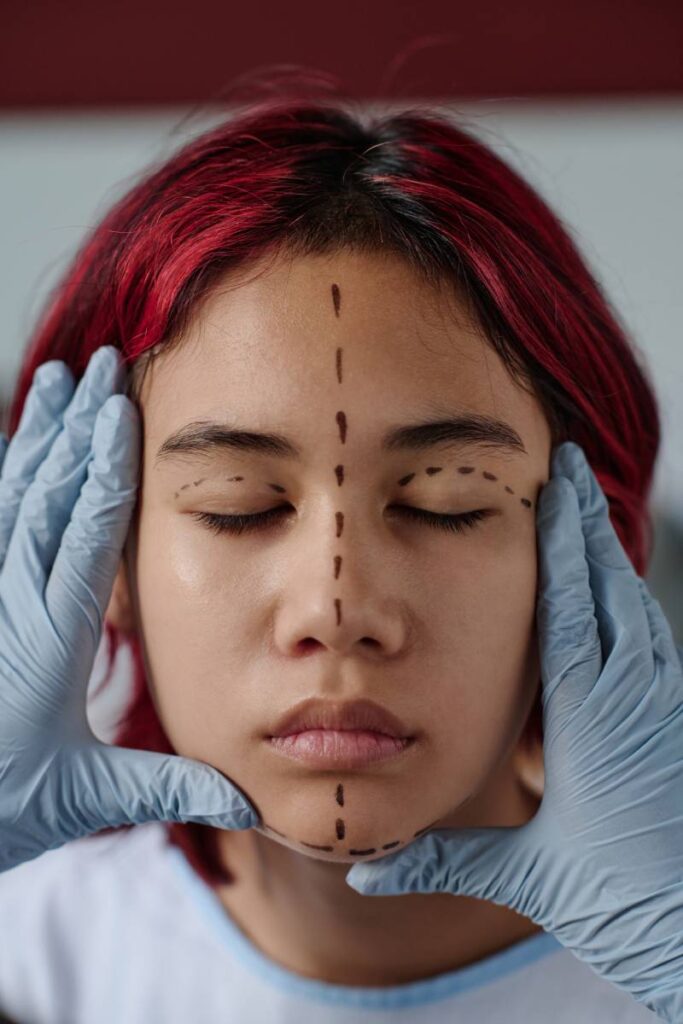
[0,821,657,1023]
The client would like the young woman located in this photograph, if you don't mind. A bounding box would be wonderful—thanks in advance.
[1,83,681,1022]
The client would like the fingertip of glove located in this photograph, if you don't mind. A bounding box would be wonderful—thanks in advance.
[346,863,386,895]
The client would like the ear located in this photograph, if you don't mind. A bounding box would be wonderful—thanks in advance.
[511,734,544,800]
[511,685,545,800]
[104,559,136,634]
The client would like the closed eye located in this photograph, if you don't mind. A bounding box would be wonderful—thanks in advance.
[190,505,493,537]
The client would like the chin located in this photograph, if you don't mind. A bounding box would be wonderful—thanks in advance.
[253,810,442,864]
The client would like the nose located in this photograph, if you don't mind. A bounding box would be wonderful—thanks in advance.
[272,512,414,662]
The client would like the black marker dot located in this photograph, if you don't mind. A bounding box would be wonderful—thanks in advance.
[180,483,191,491]
[227,476,244,482]
[336,784,344,806]
[335,511,344,537]
[193,478,206,487]
[521,497,532,508]
[334,555,342,579]
[336,347,343,383]
[331,283,341,317]
[457,466,475,475]
[505,485,514,494]
[334,598,342,626]
[398,473,416,487]
[425,466,443,476]
[382,840,401,850]
[268,482,286,493]
[336,818,345,839]
[482,471,497,481]
[335,465,344,486]
[336,411,347,443]
[349,848,376,856]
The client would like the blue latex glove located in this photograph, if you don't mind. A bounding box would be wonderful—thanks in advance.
[0,346,258,874]
[347,441,683,1022]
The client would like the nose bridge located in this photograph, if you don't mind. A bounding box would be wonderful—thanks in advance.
[275,280,409,658]
[319,308,373,635]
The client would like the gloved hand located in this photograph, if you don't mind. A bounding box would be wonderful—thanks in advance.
[0,345,258,874]
[346,440,683,1023]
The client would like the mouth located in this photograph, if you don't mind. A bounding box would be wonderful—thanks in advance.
[266,697,417,770]
[267,729,416,769]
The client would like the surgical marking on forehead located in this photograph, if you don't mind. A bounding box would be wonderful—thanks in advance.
[334,555,342,579]
[335,512,344,537]
[336,411,347,443]
[331,282,341,317]
[336,819,346,839]
[336,783,345,805]
[334,598,342,625]
[425,466,443,476]
[483,471,497,481]
[336,348,343,383]
[335,465,344,486]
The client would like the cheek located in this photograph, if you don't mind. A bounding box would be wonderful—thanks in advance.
[132,511,252,745]
[423,530,539,772]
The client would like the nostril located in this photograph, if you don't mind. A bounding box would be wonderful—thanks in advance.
[296,638,323,654]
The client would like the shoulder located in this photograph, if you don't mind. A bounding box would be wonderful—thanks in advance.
[0,823,173,1021]
[0,821,169,906]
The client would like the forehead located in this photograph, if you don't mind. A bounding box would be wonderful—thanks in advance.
[139,249,550,460]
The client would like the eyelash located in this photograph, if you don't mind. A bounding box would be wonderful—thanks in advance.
[191,505,492,537]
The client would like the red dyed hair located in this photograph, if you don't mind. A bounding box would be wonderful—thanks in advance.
[7,77,660,889]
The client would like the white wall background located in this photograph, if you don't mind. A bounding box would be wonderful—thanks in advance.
[1,99,682,526]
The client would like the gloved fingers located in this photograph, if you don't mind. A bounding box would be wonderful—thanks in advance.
[44,395,140,670]
[80,741,259,833]
[536,470,602,712]
[0,361,74,571]
[2,347,125,610]
[346,824,530,910]
[637,577,683,714]
[553,442,654,689]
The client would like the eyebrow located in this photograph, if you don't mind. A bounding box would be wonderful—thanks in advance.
[154,413,527,465]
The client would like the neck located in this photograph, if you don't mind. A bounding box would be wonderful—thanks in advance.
[214,771,543,986]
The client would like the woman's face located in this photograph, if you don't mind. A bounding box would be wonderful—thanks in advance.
[117,247,552,863]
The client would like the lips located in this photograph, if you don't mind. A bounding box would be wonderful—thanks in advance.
[268,697,414,740]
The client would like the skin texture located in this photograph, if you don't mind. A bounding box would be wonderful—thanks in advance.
[107,246,551,984]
